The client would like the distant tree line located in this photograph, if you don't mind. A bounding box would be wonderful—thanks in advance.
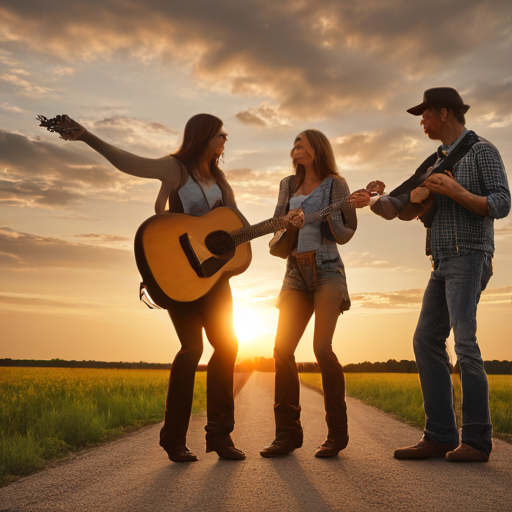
[344,360,419,374]
[253,358,512,375]
[0,358,173,370]
[252,358,419,374]
[2,358,511,374]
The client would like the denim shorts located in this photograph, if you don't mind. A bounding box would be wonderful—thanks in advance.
[276,258,351,314]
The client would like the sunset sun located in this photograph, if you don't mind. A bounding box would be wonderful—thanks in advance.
[232,303,268,346]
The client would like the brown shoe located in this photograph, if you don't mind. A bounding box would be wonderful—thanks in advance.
[446,443,489,462]
[205,433,246,460]
[394,437,458,460]
[314,434,349,458]
[163,444,198,463]
[260,432,303,458]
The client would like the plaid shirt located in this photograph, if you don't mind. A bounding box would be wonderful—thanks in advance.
[431,132,510,259]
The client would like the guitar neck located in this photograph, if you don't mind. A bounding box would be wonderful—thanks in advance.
[229,197,348,246]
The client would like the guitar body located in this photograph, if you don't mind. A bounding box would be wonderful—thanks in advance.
[135,207,252,304]
[398,193,435,221]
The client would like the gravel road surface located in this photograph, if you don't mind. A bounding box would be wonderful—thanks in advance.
[1,372,511,512]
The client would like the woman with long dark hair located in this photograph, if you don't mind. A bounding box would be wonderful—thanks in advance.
[260,129,357,458]
[40,114,246,462]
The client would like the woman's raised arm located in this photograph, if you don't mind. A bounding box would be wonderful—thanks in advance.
[38,114,182,182]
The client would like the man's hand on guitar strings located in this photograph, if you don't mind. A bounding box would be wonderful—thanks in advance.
[422,170,460,198]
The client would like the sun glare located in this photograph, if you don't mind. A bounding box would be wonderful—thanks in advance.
[233,303,267,345]
[233,302,282,360]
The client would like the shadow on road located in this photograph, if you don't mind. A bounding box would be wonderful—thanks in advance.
[269,455,341,511]
[186,459,240,510]
[120,461,198,510]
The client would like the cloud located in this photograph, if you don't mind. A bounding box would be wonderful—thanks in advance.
[232,287,281,307]
[0,72,51,96]
[0,177,82,207]
[235,284,511,310]
[74,233,131,243]
[331,128,423,171]
[0,102,24,113]
[236,104,291,128]
[0,49,22,67]
[342,251,406,269]
[72,233,132,248]
[495,224,512,240]
[0,294,103,310]
[92,116,176,135]
[54,67,75,77]
[466,80,512,125]
[0,227,133,271]
[1,0,510,119]
[87,115,180,156]
[235,284,511,311]
[0,130,116,181]
[350,289,424,309]
[225,167,288,204]
[0,130,142,208]
[350,286,512,309]
[480,286,512,304]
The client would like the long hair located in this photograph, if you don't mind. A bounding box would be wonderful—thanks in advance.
[172,113,225,182]
[290,129,340,193]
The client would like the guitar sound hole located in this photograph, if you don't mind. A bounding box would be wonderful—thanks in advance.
[205,231,235,255]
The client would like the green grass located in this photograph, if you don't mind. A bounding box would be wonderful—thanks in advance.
[0,368,206,484]
[300,372,512,442]
[488,376,512,443]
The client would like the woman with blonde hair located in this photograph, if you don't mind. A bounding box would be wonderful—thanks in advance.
[39,113,246,463]
[260,129,357,458]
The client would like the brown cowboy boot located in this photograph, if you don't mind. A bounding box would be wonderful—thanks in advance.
[314,431,349,458]
[205,433,246,460]
[260,404,303,458]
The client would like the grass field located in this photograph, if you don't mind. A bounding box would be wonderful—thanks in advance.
[300,373,512,443]
[0,368,206,484]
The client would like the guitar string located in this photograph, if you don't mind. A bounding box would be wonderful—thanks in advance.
[231,197,349,245]
[208,197,349,254]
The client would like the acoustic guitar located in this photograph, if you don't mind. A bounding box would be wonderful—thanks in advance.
[134,197,350,304]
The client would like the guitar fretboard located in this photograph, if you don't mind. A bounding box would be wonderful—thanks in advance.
[228,196,349,247]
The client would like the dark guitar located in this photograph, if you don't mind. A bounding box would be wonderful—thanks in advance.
[135,197,350,304]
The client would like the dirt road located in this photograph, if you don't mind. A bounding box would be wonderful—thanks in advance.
[1,372,511,511]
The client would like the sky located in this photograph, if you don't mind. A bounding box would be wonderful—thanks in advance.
[1,0,511,365]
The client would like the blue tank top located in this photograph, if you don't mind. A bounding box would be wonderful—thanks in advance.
[178,174,223,215]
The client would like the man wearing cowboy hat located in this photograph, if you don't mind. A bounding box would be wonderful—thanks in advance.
[351,87,510,461]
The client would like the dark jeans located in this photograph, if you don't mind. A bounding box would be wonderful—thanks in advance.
[274,273,348,436]
[413,252,493,454]
[160,277,238,449]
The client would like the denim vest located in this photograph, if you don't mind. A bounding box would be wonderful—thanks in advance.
[293,177,343,270]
